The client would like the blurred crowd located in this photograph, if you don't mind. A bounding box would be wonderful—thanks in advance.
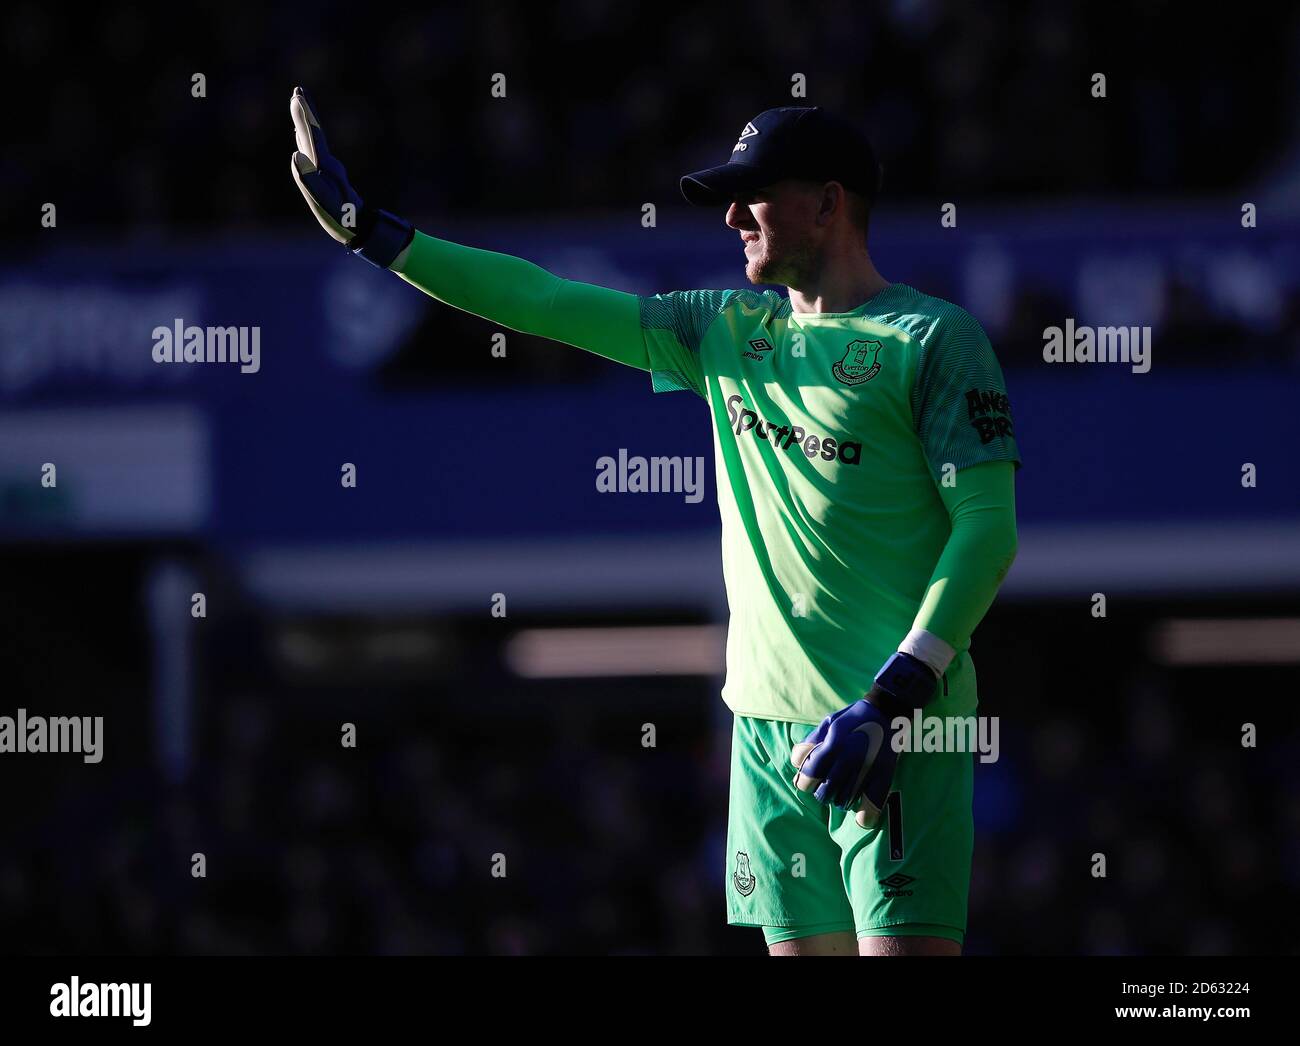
[971,692,1300,955]
[4,2,1297,238]
[3,636,1296,955]
[0,690,730,955]
[958,277,1300,371]
[6,2,1300,370]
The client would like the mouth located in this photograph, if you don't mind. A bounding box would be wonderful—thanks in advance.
[741,235,760,247]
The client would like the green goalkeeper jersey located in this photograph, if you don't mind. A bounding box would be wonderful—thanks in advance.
[394,233,1018,726]
[638,283,1020,724]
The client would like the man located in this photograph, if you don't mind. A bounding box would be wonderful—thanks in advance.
[290,89,1021,956]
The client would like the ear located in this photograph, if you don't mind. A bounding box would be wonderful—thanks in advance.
[816,182,846,227]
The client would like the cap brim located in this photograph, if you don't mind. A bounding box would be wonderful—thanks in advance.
[679,162,770,206]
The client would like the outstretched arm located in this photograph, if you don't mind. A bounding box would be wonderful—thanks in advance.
[289,85,649,371]
[392,232,650,371]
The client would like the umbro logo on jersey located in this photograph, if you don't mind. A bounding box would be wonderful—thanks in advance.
[743,338,774,361]
[733,122,760,152]
[832,339,883,386]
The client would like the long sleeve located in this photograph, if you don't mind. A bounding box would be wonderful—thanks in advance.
[392,230,651,371]
[912,460,1019,651]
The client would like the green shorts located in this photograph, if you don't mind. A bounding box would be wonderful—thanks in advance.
[725,714,973,947]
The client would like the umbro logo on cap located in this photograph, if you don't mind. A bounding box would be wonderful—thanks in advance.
[733,121,759,153]
[683,106,881,206]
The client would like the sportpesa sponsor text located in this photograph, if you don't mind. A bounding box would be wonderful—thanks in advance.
[725,394,863,465]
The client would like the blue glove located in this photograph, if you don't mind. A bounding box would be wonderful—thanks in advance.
[791,651,938,828]
[289,86,414,269]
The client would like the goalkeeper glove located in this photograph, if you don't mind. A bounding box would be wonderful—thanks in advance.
[791,651,939,828]
[289,86,414,269]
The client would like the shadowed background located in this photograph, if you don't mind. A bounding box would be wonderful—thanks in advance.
[2,0,1299,954]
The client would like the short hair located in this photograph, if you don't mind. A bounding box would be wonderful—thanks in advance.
[845,189,872,243]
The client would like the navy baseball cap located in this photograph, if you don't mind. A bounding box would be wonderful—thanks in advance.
[680,106,882,206]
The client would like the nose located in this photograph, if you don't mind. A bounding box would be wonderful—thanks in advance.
[725,201,753,231]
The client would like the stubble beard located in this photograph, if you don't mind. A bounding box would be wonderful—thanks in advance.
[745,232,820,289]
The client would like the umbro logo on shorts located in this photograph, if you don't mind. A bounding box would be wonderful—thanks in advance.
[878,872,916,898]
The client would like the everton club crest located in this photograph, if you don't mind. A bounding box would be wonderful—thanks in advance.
[832,339,883,386]
[733,851,756,896]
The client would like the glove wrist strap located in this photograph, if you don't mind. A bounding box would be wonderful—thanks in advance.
[351,208,415,269]
[865,651,939,719]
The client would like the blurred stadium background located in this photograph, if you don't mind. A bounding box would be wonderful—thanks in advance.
[2,2,1299,955]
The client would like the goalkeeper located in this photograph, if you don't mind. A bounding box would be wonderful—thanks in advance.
[290,88,1020,956]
